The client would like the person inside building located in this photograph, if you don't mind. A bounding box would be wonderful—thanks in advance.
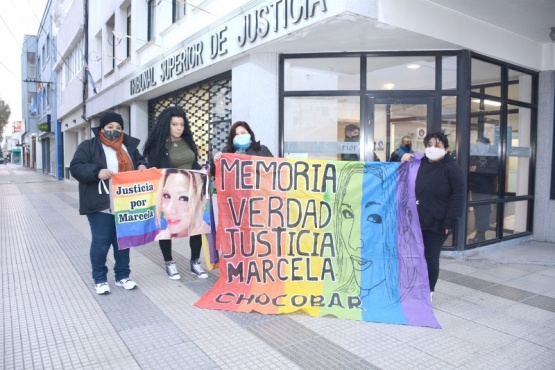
[468,137,499,243]
[143,106,208,280]
[341,124,360,161]
[390,136,414,162]
[401,131,464,302]
[70,111,147,295]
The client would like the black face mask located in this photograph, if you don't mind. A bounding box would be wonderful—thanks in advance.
[347,135,360,141]
[405,143,412,150]
[103,130,122,141]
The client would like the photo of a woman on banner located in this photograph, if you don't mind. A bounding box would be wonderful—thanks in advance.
[155,168,211,240]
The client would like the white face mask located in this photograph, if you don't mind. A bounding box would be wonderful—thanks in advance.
[425,146,446,161]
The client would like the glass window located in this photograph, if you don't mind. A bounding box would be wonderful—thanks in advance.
[283,96,361,161]
[441,96,457,157]
[508,69,533,103]
[126,11,131,58]
[471,59,501,97]
[148,0,156,41]
[503,200,529,237]
[284,58,360,91]
[173,0,186,22]
[506,105,532,197]
[367,56,435,90]
[27,52,36,77]
[442,56,457,90]
[467,203,498,245]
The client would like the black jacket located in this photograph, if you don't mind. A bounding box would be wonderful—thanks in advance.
[415,153,464,234]
[69,127,147,215]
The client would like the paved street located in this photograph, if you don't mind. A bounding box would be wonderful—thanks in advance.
[1,163,554,369]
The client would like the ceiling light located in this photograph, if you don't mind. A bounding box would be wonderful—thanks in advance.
[383,83,395,90]
[407,64,420,69]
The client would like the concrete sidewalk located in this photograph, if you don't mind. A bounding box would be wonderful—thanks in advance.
[1,164,554,369]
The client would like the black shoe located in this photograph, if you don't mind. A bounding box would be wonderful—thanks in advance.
[469,231,486,243]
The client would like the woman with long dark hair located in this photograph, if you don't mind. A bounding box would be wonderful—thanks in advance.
[143,106,208,280]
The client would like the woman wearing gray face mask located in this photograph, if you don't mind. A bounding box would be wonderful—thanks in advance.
[401,131,464,303]
[70,111,148,295]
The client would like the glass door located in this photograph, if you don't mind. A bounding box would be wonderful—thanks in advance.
[366,97,434,162]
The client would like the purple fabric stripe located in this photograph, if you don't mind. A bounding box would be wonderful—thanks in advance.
[117,230,159,250]
[396,157,441,328]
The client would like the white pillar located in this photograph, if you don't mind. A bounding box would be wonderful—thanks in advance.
[232,53,279,155]
[130,101,149,147]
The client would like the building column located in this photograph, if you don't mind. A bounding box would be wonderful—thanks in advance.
[231,53,279,155]
[130,101,149,147]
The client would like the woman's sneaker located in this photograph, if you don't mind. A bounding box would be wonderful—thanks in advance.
[95,282,110,295]
[165,261,181,280]
[115,278,137,290]
[190,259,208,279]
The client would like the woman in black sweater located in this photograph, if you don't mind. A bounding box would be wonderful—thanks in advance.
[402,131,464,302]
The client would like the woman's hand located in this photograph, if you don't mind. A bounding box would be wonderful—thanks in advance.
[214,152,223,161]
[137,164,147,171]
[400,153,414,162]
[98,169,113,180]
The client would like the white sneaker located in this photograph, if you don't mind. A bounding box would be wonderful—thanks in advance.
[430,291,434,303]
[115,278,137,290]
[165,261,181,280]
[190,259,208,279]
[95,282,110,295]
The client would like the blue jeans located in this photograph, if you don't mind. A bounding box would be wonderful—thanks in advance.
[86,212,130,284]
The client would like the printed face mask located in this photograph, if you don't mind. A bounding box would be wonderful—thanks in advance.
[425,146,446,161]
[103,130,122,141]
[233,133,252,150]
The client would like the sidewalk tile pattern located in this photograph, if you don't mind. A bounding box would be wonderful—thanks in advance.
[1,164,555,369]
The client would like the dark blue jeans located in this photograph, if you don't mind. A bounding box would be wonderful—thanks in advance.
[86,212,130,284]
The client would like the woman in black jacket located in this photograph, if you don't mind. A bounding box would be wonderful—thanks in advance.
[142,106,208,280]
[70,111,147,295]
[402,131,464,302]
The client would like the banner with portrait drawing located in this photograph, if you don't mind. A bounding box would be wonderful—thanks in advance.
[111,168,218,268]
[196,154,440,328]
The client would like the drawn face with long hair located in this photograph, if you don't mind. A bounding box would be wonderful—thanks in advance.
[336,163,393,295]
[161,172,192,237]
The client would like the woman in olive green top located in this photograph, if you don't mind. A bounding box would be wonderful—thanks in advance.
[143,106,208,279]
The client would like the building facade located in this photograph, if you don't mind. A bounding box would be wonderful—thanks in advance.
[45,0,555,250]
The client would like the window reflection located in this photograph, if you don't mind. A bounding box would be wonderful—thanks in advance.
[367,56,436,90]
[284,58,360,91]
[506,105,531,196]
[503,200,529,237]
[283,96,361,160]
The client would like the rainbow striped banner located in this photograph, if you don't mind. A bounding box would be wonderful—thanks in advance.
[196,154,439,327]
[111,169,216,268]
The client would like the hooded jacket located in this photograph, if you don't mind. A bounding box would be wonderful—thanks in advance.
[414,152,464,234]
[69,127,147,215]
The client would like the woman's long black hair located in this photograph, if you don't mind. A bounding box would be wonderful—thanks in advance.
[143,106,199,165]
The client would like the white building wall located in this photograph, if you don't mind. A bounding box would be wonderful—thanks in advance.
[232,53,279,155]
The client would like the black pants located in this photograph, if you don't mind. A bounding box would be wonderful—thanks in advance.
[422,230,448,292]
[159,235,202,262]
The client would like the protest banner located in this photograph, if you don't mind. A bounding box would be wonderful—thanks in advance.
[196,154,440,327]
[111,168,218,268]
